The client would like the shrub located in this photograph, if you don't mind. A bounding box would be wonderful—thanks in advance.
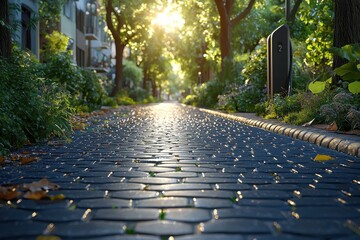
[319,91,359,130]
[182,94,198,106]
[196,80,225,108]
[123,60,143,88]
[0,48,72,155]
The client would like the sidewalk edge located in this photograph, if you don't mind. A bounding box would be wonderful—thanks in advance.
[199,108,360,158]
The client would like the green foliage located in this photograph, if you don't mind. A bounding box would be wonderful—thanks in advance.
[42,31,69,61]
[300,0,333,74]
[115,91,136,106]
[122,60,144,88]
[320,91,359,130]
[256,90,336,126]
[181,94,198,106]
[217,39,267,113]
[195,80,225,108]
[0,48,72,155]
[308,44,360,94]
[43,51,107,111]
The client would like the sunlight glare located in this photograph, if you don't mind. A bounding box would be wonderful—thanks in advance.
[151,5,184,33]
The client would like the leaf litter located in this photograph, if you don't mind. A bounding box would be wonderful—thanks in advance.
[0,178,65,201]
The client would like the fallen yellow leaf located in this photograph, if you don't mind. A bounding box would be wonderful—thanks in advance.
[49,194,66,201]
[313,154,335,162]
[0,156,5,165]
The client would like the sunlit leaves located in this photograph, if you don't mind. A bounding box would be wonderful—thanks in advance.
[348,81,360,94]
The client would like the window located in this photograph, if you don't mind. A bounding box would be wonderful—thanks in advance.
[76,9,85,33]
[21,6,31,51]
[63,0,73,20]
[76,47,85,67]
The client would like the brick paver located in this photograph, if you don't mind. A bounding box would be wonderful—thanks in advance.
[0,103,359,239]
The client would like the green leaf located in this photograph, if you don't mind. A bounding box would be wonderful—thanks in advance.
[308,81,327,94]
[334,62,360,81]
[348,81,360,94]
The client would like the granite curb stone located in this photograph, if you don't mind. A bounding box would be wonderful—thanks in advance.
[199,108,360,157]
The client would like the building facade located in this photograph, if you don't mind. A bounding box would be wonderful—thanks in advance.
[8,0,112,73]
[9,0,40,58]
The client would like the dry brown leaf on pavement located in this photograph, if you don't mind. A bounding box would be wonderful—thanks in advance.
[23,190,49,200]
[22,178,60,192]
[20,156,39,165]
[0,186,22,200]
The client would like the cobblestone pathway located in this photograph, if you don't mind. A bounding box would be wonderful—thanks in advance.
[1,103,359,240]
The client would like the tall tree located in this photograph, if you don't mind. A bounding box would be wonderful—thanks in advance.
[214,0,255,64]
[104,0,149,96]
[0,0,11,58]
[333,0,360,70]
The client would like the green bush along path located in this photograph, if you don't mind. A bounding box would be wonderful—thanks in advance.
[0,103,359,239]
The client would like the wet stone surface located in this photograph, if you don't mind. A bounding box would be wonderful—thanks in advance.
[1,103,359,239]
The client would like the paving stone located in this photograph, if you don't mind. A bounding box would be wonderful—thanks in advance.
[136,167,175,173]
[52,190,106,199]
[128,177,179,185]
[2,103,360,239]
[176,234,245,240]
[75,235,161,240]
[92,183,145,191]
[34,209,88,222]
[136,197,190,208]
[148,183,212,191]
[135,220,194,236]
[163,190,235,199]
[277,219,352,237]
[0,222,48,239]
[294,189,341,197]
[81,177,127,184]
[184,177,235,184]
[239,190,292,199]
[199,219,270,234]
[165,208,212,222]
[239,199,289,208]
[0,208,33,221]
[77,199,131,209]
[294,206,360,219]
[111,190,159,199]
[214,183,252,190]
[53,221,125,238]
[194,198,234,208]
[255,184,299,191]
[17,199,73,210]
[156,172,198,178]
[287,197,339,206]
[94,208,160,221]
[112,171,149,178]
[247,235,317,240]
[215,207,287,220]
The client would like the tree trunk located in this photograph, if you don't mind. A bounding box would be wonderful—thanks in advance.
[333,0,360,71]
[110,43,125,96]
[215,0,231,61]
[152,78,157,98]
[0,0,11,59]
[214,0,255,67]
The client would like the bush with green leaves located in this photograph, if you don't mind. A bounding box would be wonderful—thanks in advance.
[195,80,225,108]
[0,48,72,155]
[320,91,359,130]
[218,39,267,112]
